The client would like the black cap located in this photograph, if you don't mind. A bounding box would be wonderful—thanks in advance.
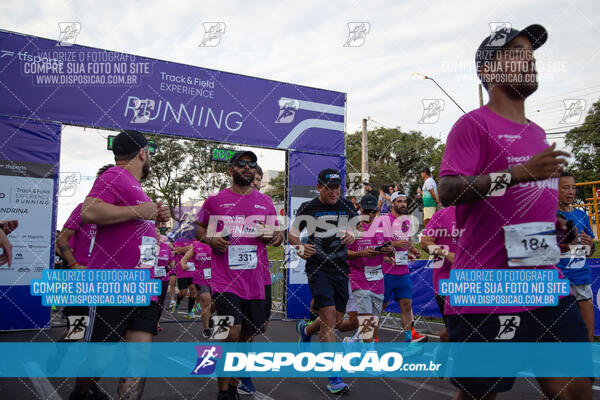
[230,150,257,164]
[318,168,342,187]
[360,194,378,211]
[476,24,547,79]
[112,130,149,156]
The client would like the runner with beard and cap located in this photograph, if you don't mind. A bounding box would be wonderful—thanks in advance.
[195,151,282,400]
[437,25,590,399]
[70,130,171,400]
[380,192,424,347]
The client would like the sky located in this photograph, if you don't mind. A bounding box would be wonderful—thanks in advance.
[1,0,599,225]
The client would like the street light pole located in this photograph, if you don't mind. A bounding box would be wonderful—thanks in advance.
[411,73,467,114]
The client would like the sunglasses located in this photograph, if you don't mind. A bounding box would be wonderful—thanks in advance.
[232,160,257,168]
[365,210,377,215]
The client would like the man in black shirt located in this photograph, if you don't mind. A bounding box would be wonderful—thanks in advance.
[289,168,358,395]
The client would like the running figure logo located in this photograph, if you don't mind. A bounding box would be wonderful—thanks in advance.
[66,316,89,341]
[199,23,226,47]
[130,98,156,124]
[344,22,370,47]
[57,22,81,46]
[487,22,512,47]
[486,172,511,197]
[210,316,234,340]
[418,99,445,124]
[495,315,521,340]
[191,345,222,375]
[357,316,379,340]
[275,98,300,124]
[559,99,586,124]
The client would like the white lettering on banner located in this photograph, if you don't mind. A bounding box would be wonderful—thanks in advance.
[124,96,243,132]
[223,351,406,373]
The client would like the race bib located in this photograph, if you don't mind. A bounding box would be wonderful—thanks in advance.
[154,265,166,278]
[228,245,258,270]
[186,261,196,272]
[561,244,588,270]
[503,222,560,267]
[394,250,408,266]
[137,236,157,269]
[364,265,383,281]
[203,268,211,280]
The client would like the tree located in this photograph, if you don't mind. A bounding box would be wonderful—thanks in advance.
[345,126,444,204]
[264,171,285,203]
[142,135,230,221]
[565,98,600,203]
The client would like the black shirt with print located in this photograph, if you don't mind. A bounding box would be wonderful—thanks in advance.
[294,197,358,276]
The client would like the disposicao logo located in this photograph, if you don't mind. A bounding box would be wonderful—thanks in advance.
[191,345,222,375]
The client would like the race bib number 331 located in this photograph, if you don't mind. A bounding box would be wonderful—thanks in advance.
[228,245,258,270]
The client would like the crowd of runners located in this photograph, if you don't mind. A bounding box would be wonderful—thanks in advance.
[31,23,596,400]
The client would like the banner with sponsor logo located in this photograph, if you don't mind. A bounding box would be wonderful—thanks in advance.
[0,29,346,156]
[0,116,60,331]
[286,151,346,319]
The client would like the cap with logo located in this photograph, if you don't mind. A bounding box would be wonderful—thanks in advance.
[112,130,149,156]
[229,150,258,164]
[318,168,342,187]
[360,194,378,211]
[390,191,407,203]
[475,24,547,80]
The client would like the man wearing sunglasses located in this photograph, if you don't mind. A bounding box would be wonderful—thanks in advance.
[195,150,281,400]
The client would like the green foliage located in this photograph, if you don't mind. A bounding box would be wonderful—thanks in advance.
[264,171,285,203]
[345,127,445,201]
[565,99,600,203]
[142,135,230,221]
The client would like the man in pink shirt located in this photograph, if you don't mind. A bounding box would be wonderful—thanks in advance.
[70,130,170,400]
[195,150,282,400]
[437,25,590,399]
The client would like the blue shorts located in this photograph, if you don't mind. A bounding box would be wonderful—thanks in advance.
[383,273,412,303]
[447,295,589,395]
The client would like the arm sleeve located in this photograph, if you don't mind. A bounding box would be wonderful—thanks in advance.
[196,196,213,226]
[440,115,485,177]
[64,204,83,231]
[86,170,119,204]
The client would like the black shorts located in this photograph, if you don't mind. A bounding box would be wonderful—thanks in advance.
[86,302,160,342]
[447,295,589,395]
[177,277,194,290]
[195,284,211,295]
[307,269,349,313]
[264,285,272,321]
[435,294,447,325]
[213,292,265,337]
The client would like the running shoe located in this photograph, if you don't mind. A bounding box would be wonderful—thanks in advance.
[228,384,240,400]
[202,328,212,339]
[411,326,428,342]
[401,342,424,358]
[326,377,349,395]
[193,304,202,313]
[296,320,312,343]
[237,377,256,395]
[185,311,196,319]
[169,300,176,308]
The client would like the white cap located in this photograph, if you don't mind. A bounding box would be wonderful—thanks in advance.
[390,191,407,203]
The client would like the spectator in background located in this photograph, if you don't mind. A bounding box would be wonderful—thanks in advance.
[378,185,392,214]
[363,182,378,198]
[346,196,360,211]
[420,168,441,225]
